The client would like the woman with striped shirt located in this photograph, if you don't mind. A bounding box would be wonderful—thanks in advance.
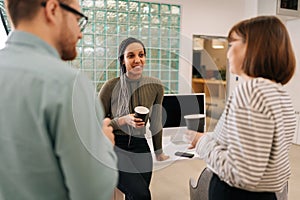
[186,16,296,200]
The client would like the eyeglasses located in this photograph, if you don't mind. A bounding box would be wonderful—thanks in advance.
[41,2,88,32]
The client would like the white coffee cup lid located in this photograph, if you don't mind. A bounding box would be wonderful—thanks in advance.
[184,114,205,119]
[134,106,149,114]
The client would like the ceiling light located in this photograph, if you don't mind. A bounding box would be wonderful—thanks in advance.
[212,39,224,49]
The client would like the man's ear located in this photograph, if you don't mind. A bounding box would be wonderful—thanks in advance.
[43,0,60,24]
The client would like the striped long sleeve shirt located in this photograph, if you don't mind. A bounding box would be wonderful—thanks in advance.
[196,77,296,192]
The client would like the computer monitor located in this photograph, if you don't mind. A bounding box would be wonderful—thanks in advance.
[161,93,206,137]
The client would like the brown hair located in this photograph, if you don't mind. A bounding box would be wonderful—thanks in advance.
[5,0,72,27]
[228,16,295,85]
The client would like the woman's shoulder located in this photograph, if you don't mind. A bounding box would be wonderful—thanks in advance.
[238,77,280,94]
[100,77,120,92]
[233,77,282,107]
[142,77,164,91]
[104,77,120,86]
[142,76,163,85]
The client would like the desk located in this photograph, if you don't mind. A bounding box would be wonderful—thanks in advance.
[146,127,198,170]
[192,78,226,99]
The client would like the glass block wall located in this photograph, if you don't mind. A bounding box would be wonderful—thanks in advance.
[75,0,181,93]
[0,0,181,94]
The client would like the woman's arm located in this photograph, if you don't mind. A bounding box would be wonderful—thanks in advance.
[98,82,112,118]
[149,82,169,161]
[98,80,121,130]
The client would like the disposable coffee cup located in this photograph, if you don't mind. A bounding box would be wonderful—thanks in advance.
[134,106,150,122]
[184,114,205,132]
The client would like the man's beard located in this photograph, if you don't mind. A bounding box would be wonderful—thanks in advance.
[59,28,78,61]
[61,46,77,61]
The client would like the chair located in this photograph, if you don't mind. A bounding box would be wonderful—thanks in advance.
[189,167,288,200]
[276,183,288,200]
[189,167,212,200]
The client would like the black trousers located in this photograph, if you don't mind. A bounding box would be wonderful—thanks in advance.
[114,135,153,200]
[209,173,277,200]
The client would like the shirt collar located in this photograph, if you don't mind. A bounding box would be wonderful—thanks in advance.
[6,30,60,59]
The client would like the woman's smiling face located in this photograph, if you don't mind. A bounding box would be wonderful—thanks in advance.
[123,42,146,79]
[227,31,246,76]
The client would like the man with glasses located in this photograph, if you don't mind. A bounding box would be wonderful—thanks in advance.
[0,0,118,199]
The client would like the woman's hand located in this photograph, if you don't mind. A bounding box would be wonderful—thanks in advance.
[102,118,115,145]
[185,130,204,149]
[118,114,145,128]
[155,152,170,161]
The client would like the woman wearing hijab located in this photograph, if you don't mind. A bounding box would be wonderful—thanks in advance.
[99,37,169,200]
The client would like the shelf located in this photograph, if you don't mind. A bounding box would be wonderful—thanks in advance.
[192,78,226,99]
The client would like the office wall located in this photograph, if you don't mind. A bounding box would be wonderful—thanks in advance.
[285,20,300,144]
[145,0,300,112]
[254,0,300,112]
[285,20,300,112]
[140,0,253,93]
